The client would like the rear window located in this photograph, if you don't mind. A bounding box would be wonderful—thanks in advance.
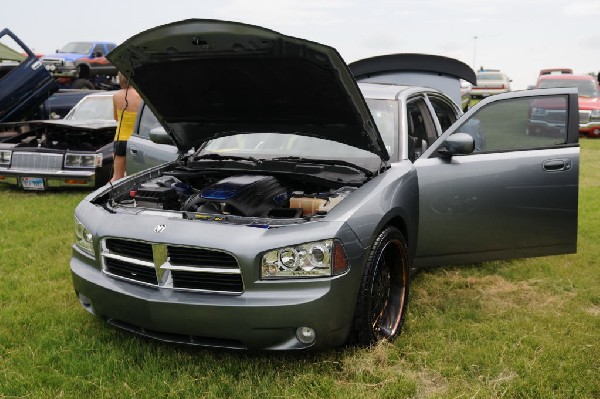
[477,73,505,81]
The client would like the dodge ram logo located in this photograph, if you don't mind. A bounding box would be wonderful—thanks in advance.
[154,224,166,233]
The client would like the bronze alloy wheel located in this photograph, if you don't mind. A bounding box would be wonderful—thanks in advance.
[350,226,410,345]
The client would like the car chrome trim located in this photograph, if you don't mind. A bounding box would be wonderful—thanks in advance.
[100,238,244,294]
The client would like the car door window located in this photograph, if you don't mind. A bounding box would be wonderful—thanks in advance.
[92,44,104,57]
[407,98,436,161]
[136,104,161,139]
[453,96,568,153]
[427,95,458,132]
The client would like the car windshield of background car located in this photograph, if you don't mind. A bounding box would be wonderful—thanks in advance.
[58,42,93,54]
[538,79,599,98]
[477,73,505,81]
[201,132,382,170]
[65,96,115,121]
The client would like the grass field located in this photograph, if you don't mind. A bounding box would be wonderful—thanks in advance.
[0,140,599,398]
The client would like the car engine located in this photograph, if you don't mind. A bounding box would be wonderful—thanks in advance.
[121,173,355,220]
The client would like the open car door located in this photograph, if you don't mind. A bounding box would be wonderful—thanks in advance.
[0,29,57,122]
[414,88,579,267]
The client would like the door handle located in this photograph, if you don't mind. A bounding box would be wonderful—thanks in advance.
[129,147,138,154]
[543,159,571,172]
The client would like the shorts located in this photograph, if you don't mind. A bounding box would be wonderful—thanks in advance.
[113,140,128,156]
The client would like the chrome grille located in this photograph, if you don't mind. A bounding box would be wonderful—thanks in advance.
[11,152,63,171]
[101,238,243,294]
[580,110,591,124]
[544,110,567,125]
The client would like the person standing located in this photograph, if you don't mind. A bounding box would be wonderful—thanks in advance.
[111,72,142,182]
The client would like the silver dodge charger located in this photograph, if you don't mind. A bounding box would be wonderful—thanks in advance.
[70,19,579,350]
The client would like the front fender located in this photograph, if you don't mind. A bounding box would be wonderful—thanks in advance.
[323,161,419,261]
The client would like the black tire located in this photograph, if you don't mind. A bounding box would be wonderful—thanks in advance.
[349,226,410,346]
[71,78,95,90]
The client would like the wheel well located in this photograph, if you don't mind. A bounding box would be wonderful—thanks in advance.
[77,64,90,79]
[382,216,410,253]
[378,216,416,267]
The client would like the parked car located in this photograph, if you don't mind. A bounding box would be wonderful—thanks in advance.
[0,92,116,190]
[533,74,600,137]
[63,91,115,121]
[70,19,579,351]
[41,41,118,89]
[470,69,512,99]
[0,28,57,123]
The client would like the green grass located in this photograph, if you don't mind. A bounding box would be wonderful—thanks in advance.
[1,141,600,398]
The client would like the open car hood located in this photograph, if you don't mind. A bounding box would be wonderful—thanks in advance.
[107,19,388,160]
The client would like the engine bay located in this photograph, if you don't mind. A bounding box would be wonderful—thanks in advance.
[0,123,114,151]
[111,169,357,222]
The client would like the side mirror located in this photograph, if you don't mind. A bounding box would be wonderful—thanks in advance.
[440,133,475,156]
[149,127,174,145]
[95,52,104,58]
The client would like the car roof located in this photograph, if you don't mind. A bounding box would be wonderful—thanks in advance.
[538,74,595,81]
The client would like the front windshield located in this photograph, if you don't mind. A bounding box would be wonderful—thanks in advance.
[477,73,505,81]
[65,96,115,121]
[539,79,599,97]
[200,133,382,171]
[365,99,397,159]
[58,42,92,54]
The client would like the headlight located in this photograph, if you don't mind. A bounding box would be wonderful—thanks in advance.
[74,216,94,256]
[63,61,75,67]
[0,150,11,165]
[261,239,349,279]
[65,153,102,168]
[591,110,600,118]
[531,107,547,116]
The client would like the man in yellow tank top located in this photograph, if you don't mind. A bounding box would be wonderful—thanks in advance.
[111,72,142,182]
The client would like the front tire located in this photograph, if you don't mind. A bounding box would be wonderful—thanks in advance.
[349,226,410,346]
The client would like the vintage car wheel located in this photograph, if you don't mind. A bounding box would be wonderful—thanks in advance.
[349,226,409,346]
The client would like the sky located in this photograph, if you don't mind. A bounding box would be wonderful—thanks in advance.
[3,0,600,90]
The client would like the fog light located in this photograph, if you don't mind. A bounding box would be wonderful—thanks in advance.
[296,326,316,344]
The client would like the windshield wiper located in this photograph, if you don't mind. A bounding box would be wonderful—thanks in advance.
[194,153,261,164]
[270,156,374,176]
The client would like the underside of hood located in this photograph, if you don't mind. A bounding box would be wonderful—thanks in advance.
[107,19,388,160]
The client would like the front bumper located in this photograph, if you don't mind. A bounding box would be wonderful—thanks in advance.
[71,247,359,350]
[69,203,366,350]
[43,63,78,78]
[0,168,97,189]
[578,120,600,136]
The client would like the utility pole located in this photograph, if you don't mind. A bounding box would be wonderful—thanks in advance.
[473,36,478,71]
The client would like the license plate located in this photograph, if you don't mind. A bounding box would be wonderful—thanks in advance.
[21,177,45,190]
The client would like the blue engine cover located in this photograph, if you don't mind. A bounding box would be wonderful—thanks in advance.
[200,175,288,217]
